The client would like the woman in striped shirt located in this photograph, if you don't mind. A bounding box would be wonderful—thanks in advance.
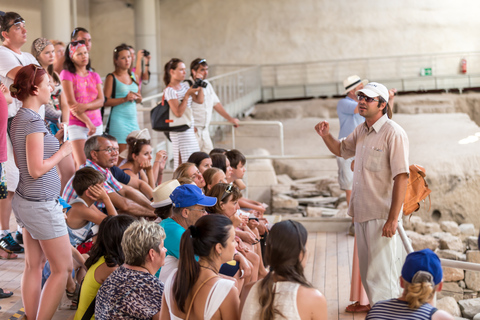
[10,64,74,320]
[163,58,203,169]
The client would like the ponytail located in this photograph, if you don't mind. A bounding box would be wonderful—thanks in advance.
[173,226,200,313]
[404,281,435,309]
[163,58,183,86]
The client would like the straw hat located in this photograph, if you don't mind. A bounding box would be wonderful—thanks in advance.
[151,179,180,208]
[119,129,151,159]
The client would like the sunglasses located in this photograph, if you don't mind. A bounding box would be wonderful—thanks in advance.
[5,18,25,32]
[71,40,86,46]
[195,59,207,68]
[221,183,234,201]
[71,28,83,39]
[357,95,379,103]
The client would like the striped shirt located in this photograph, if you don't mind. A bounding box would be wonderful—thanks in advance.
[11,108,61,201]
[164,82,193,125]
[62,159,122,209]
[366,299,437,320]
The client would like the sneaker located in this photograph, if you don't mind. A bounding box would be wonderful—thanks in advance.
[15,231,23,245]
[0,233,24,253]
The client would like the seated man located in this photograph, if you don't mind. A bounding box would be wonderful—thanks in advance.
[103,134,154,199]
[63,135,155,218]
[366,249,453,320]
[66,167,117,247]
[158,184,217,282]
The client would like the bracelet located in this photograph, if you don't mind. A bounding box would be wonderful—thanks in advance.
[145,64,150,67]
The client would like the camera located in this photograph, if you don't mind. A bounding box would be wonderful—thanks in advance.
[192,78,208,89]
[143,49,150,57]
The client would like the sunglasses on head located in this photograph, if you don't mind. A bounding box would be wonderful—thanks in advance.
[221,183,234,201]
[5,18,25,32]
[31,64,43,86]
[195,59,207,68]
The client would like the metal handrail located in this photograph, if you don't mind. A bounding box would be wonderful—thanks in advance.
[398,223,480,272]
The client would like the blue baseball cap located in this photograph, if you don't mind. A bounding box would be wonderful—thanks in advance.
[401,249,442,285]
[170,184,217,208]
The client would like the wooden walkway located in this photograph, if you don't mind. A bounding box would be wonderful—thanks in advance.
[0,231,366,319]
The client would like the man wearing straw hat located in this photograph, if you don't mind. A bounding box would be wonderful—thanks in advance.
[315,82,409,305]
[337,75,367,236]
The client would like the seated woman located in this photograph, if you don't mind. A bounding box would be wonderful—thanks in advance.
[160,215,240,320]
[151,179,180,221]
[95,219,166,319]
[188,151,212,174]
[172,162,206,190]
[120,134,167,189]
[365,249,453,320]
[203,167,226,194]
[240,220,328,320]
[210,153,233,181]
[207,183,266,282]
[74,215,135,320]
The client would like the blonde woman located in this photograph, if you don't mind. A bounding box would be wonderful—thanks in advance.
[365,249,453,320]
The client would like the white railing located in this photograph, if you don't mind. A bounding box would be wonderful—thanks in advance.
[214,52,480,101]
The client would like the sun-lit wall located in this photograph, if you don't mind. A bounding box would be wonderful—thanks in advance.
[2,0,480,78]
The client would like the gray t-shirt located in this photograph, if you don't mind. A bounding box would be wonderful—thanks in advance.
[11,108,61,201]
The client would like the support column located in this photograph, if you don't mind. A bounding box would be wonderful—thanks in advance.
[134,0,159,95]
[41,0,71,43]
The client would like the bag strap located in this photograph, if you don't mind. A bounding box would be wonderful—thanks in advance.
[185,275,218,320]
[105,73,117,132]
[81,296,96,320]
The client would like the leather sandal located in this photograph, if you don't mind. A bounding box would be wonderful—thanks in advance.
[0,246,17,260]
[345,302,371,313]
[0,288,14,299]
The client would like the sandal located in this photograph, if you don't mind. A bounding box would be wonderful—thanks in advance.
[0,288,14,299]
[345,302,371,313]
[0,246,17,260]
[66,282,80,303]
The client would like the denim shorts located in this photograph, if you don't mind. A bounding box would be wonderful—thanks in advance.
[12,194,68,240]
[68,124,103,141]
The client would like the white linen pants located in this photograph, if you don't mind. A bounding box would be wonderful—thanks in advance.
[355,218,405,305]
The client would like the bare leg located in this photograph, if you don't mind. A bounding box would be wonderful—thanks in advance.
[21,229,47,319]
[244,250,259,282]
[71,139,87,169]
[345,189,352,206]
[0,192,14,231]
[57,155,76,195]
[37,234,73,319]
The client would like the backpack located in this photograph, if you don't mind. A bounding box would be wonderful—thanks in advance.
[403,164,431,216]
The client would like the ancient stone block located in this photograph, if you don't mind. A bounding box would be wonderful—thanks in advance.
[439,233,464,252]
[272,194,298,209]
[467,236,479,251]
[271,184,292,195]
[442,267,464,282]
[406,230,439,251]
[276,174,294,185]
[437,282,464,302]
[465,270,480,291]
[467,251,480,264]
[436,249,465,260]
[459,298,480,318]
[441,220,461,235]
[437,296,461,317]
[460,224,476,236]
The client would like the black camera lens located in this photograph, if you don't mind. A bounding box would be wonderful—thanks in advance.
[143,49,150,57]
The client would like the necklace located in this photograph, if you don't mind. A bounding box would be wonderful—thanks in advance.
[200,265,219,275]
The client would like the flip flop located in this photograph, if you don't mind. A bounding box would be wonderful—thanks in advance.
[345,302,371,313]
[0,246,17,260]
[0,288,13,299]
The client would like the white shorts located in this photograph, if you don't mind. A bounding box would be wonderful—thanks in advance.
[68,124,103,141]
[336,156,354,191]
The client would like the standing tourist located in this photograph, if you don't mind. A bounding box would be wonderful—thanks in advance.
[163,58,203,169]
[10,64,74,319]
[0,11,39,253]
[189,58,239,153]
[61,40,104,168]
[104,44,141,155]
